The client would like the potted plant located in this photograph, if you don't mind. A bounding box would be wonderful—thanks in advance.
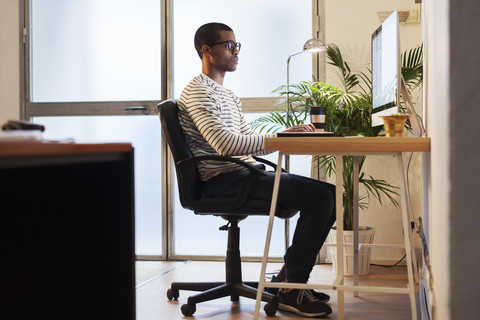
[252,43,423,274]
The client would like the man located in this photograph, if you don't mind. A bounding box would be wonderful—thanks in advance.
[178,22,336,318]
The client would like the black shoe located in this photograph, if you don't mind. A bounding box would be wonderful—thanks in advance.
[277,288,332,318]
[268,275,330,303]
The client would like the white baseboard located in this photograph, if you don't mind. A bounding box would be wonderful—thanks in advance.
[320,258,408,266]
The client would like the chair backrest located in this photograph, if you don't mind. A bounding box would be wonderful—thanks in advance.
[158,100,202,210]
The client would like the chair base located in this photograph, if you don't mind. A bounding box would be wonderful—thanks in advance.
[168,282,278,316]
[166,219,278,317]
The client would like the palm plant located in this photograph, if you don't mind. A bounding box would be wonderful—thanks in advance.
[251,43,423,230]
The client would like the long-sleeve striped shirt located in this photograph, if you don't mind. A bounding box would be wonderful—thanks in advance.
[178,73,273,181]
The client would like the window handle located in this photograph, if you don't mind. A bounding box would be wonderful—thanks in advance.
[124,106,150,114]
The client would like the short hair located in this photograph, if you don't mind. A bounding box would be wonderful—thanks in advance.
[194,22,233,59]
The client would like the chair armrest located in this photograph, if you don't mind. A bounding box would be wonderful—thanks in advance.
[253,156,288,173]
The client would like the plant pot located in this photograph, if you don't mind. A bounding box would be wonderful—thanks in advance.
[328,226,375,276]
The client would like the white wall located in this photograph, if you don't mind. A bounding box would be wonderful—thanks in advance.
[323,0,423,263]
[428,0,480,319]
[424,0,450,318]
[0,0,20,124]
[425,0,480,318]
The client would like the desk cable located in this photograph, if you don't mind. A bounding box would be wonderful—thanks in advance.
[408,115,436,318]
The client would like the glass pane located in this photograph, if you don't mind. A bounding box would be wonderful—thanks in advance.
[173,0,313,98]
[172,113,312,257]
[30,0,161,102]
[32,116,163,256]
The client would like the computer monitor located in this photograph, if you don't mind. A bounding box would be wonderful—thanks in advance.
[371,10,422,136]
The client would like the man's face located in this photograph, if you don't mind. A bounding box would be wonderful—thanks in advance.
[206,30,239,72]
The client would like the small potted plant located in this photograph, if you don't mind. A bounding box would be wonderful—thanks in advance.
[252,43,423,275]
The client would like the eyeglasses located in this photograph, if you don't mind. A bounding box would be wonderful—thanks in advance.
[209,40,241,52]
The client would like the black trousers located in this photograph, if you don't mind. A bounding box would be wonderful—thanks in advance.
[202,167,336,284]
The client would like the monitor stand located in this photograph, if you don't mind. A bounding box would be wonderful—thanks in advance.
[400,76,423,137]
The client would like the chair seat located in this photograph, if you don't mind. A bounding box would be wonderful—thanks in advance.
[193,198,296,219]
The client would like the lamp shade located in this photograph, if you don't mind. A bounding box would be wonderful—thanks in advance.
[302,38,326,52]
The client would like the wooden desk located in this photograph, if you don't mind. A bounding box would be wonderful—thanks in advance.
[254,137,430,320]
[0,141,135,319]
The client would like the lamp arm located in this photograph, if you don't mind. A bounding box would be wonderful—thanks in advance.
[285,50,304,173]
[286,51,304,130]
[283,39,325,174]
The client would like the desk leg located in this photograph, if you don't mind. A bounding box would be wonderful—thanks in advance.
[335,154,345,320]
[254,152,284,320]
[353,156,360,297]
[397,153,418,320]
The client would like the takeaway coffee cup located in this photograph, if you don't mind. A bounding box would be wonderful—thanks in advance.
[310,106,326,132]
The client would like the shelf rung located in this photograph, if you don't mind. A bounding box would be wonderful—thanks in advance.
[324,243,406,249]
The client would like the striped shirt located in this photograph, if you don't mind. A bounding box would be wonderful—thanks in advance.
[178,73,273,181]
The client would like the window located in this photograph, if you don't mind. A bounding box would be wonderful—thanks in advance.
[26,0,164,258]
[173,0,314,99]
[23,0,321,260]
[171,0,317,258]
[33,115,164,256]
[29,0,161,103]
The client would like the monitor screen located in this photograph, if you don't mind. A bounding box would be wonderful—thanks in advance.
[371,11,400,126]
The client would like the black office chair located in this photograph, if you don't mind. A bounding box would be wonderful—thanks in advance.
[158,99,297,317]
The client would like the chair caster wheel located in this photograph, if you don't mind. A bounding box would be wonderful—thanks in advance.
[181,303,196,316]
[264,301,278,317]
[166,288,179,300]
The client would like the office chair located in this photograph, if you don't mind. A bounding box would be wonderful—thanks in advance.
[158,99,297,317]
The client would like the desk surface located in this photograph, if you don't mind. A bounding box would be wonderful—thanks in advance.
[264,136,430,155]
[0,141,133,157]
[0,141,134,169]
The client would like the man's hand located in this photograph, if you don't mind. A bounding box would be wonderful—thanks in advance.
[282,124,316,133]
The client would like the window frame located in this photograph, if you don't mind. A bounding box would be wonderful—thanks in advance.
[19,0,324,261]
